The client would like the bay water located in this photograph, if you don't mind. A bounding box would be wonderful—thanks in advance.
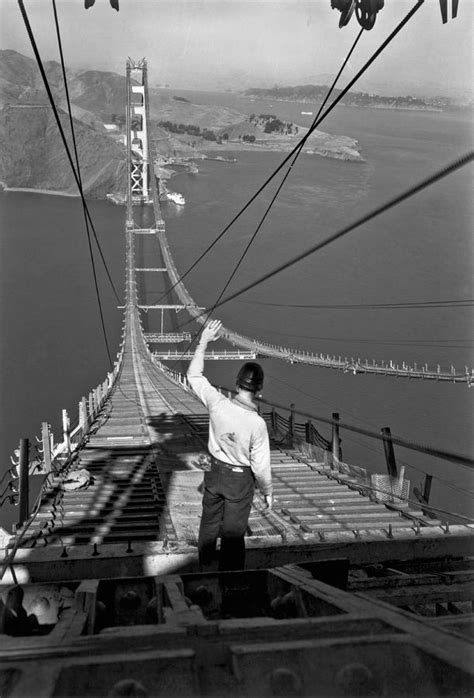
[1,99,472,528]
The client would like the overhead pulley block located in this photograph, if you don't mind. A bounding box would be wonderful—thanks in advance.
[84,0,119,10]
[355,0,384,30]
[330,0,356,27]
[439,0,460,23]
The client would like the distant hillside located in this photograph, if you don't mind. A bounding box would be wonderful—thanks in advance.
[0,104,127,197]
[0,51,127,116]
[302,73,472,104]
[0,51,129,196]
[0,50,247,195]
[0,50,365,195]
[0,50,39,95]
[0,50,244,130]
[244,84,464,111]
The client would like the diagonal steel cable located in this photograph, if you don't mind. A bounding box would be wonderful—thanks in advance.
[185,151,473,324]
[238,298,474,310]
[209,27,365,311]
[171,27,366,366]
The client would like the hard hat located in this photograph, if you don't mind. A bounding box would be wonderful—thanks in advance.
[236,362,264,393]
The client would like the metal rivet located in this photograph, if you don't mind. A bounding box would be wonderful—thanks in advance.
[119,590,141,611]
[107,679,147,697]
[270,667,302,695]
[334,663,376,695]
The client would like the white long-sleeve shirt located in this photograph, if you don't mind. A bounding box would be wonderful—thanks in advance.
[187,344,272,495]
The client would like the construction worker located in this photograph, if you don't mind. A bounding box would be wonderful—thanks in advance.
[187,319,272,571]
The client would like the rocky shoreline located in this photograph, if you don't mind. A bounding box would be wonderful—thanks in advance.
[202,134,364,162]
[0,50,365,201]
[245,95,444,113]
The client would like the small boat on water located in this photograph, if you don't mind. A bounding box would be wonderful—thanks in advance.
[158,179,185,205]
[301,111,313,115]
[205,156,238,163]
[166,191,185,205]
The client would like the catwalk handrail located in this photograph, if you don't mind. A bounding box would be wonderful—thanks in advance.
[153,359,474,470]
[154,226,473,385]
[1,334,126,514]
[150,358,474,527]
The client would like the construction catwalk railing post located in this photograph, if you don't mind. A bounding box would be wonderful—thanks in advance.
[1,332,126,528]
[152,358,474,523]
[153,222,474,385]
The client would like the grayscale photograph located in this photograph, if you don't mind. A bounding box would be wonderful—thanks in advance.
[0,0,473,695]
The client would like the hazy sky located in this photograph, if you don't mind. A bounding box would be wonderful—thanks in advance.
[0,0,472,93]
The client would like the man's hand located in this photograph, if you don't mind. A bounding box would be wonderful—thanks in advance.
[199,319,222,345]
[264,493,273,510]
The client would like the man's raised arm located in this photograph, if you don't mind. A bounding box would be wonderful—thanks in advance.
[187,319,222,405]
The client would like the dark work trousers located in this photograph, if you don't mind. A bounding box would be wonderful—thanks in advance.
[198,457,255,571]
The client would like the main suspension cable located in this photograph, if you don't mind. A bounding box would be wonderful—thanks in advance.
[239,298,474,310]
[18,0,116,364]
[51,0,120,305]
[159,0,425,303]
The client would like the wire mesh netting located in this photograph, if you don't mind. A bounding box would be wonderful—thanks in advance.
[371,474,410,506]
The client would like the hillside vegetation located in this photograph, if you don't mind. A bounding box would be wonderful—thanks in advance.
[0,50,363,197]
[0,104,126,197]
[244,84,461,111]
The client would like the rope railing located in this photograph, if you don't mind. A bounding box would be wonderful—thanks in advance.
[261,408,474,524]
[154,349,474,468]
[150,360,474,521]
[151,359,474,463]
[1,337,126,526]
[0,466,15,492]
[2,235,131,567]
[0,469,59,582]
[152,360,332,453]
[154,221,473,384]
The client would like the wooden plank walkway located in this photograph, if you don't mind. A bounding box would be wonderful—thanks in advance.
[21,326,444,551]
[14,223,458,561]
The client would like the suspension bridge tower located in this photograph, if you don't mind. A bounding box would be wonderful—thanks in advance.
[125,57,164,228]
